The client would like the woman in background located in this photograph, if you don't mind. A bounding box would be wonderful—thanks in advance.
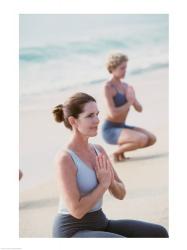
[102,52,156,161]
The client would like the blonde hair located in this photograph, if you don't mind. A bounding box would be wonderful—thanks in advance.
[106,53,128,73]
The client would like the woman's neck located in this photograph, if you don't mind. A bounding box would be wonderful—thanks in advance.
[68,133,90,152]
[111,76,121,84]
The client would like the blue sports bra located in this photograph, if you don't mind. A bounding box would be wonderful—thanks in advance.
[112,83,128,107]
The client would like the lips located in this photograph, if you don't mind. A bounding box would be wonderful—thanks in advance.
[91,126,98,129]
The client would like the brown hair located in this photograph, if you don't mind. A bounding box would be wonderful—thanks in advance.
[52,92,96,130]
[106,52,128,73]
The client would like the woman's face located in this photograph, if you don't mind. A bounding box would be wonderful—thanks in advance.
[112,61,127,79]
[76,101,100,137]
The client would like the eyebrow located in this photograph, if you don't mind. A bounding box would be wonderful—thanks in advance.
[84,111,100,116]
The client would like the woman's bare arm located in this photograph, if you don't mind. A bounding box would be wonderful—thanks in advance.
[108,167,126,200]
[95,145,126,200]
[56,152,107,219]
[125,83,142,112]
[133,98,143,112]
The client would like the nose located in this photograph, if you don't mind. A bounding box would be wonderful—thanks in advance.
[94,115,100,124]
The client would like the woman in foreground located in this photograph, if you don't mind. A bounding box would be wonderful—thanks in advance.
[52,92,168,238]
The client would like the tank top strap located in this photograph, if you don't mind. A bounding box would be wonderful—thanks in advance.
[92,144,100,156]
[66,149,80,167]
[67,145,100,163]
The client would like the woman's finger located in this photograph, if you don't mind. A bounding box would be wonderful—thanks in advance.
[101,154,107,171]
[95,156,100,171]
[97,154,103,170]
[107,159,113,178]
[102,154,107,170]
[111,167,115,181]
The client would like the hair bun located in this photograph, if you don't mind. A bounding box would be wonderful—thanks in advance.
[52,104,64,123]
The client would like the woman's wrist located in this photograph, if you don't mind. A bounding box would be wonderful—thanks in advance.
[98,182,109,192]
[109,179,117,189]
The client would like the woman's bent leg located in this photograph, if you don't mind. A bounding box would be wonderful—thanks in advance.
[105,219,168,238]
[133,127,157,147]
[72,230,124,238]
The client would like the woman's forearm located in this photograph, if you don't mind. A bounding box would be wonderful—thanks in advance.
[72,184,106,219]
[109,180,126,200]
[133,99,143,112]
[111,102,131,116]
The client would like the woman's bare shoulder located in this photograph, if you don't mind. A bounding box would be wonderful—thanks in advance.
[104,81,114,95]
[105,79,114,87]
[54,150,76,172]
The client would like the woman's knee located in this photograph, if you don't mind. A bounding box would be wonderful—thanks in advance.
[154,225,169,238]
[148,134,157,146]
[159,225,169,237]
[137,134,149,148]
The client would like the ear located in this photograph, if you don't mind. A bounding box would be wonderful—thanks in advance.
[68,116,78,128]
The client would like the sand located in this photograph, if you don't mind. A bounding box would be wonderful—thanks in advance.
[19,68,168,237]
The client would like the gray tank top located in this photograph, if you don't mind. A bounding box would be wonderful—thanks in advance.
[58,144,103,214]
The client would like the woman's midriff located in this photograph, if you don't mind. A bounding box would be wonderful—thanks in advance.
[106,110,129,123]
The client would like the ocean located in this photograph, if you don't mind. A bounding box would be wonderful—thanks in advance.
[19,14,168,98]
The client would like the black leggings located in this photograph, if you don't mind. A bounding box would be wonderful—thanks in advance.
[52,209,168,238]
[72,219,168,238]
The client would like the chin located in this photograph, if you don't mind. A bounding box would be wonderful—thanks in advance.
[89,131,97,137]
[91,133,97,137]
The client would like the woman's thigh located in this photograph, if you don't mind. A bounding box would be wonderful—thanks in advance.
[72,230,124,238]
[117,128,148,145]
[133,127,156,139]
[106,219,168,238]
[133,127,156,146]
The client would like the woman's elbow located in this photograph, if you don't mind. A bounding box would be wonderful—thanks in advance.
[70,212,83,220]
[117,192,126,200]
[136,105,143,112]
[119,189,127,200]
[69,206,85,219]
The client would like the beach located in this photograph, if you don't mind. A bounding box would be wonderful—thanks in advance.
[19,68,168,237]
